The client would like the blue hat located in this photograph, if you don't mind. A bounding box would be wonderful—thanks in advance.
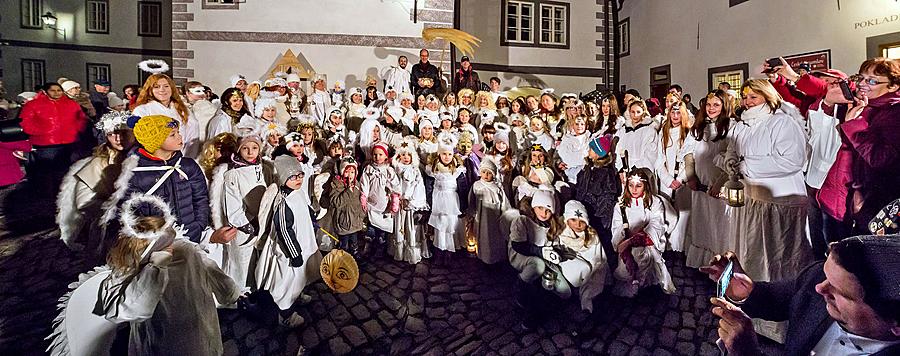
[589,134,612,158]
[93,79,111,86]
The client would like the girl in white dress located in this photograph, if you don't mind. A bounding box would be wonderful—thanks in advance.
[555,116,591,184]
[654,101,696,252]
[359,142,400,258]
[346,87,366,118]
[427,132,466,264]
[684,91,735,268]
[611,168,675,298]
[390,139,431,264]
[527,116,555,150]
[616,101,659,172]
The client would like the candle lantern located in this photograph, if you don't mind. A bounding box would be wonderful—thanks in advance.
[724,174,745,207]
[466,236,477,254]
[541,268,557,291]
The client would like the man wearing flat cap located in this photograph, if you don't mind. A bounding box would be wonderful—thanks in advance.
[702,235,900,355]
[90,79,112,119]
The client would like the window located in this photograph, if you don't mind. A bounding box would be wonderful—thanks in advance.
[87,0,109,34]
[138,2,162,37]
[502,0,569,48]
[21,0,43,29]
[87,63,111,87]
[617,18,630,57]
[708,63,749,93]
[202,0,239,9]
[22,59,46,92]
[729,0,750,6]
[505,1,533,44]
[539,3,566,45]
[881,42,900,59]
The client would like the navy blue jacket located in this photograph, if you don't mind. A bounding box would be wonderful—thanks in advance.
[125,150,209,242]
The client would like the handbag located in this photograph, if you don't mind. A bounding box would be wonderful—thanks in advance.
[0,118,27,142]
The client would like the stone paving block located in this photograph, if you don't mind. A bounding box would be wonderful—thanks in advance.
[328,337,352,356]
[540,338,560,354]
[316,318,338,338]
[300,327,319,348]
[340,325,368,347]
[552,333,575,349]
[362,319,385,339]
[675,341,696,355]
[351,303,371,320]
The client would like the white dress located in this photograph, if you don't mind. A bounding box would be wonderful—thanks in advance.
[427,166,465,251]
[654,127,697,252]
[254,184,322,310]
[615,117,659,171]
[309,89,333,127]
[557,130,590,184]
[220,163,269,291]
[132,101,201,159]
[685,120,732,268]
[99,239,240,356]
[610,197,676,297]
[557,227,608,312]
[469,179,511,264]
[721,105,813,283]
[382,65,412,95]
[391,162,431,264]
[360,163,400,233]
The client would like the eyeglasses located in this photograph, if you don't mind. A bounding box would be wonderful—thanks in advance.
[855,76,890,86]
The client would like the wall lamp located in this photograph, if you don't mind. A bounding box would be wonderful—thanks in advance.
[41,12,67,40]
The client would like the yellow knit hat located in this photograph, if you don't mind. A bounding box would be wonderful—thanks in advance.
[133,115,178,153]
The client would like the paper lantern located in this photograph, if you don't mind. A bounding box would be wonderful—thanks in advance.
[320,249,359,294]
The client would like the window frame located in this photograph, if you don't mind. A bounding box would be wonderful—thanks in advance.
[707,63,749,93]
[86,62,112,88]
[202,0,240,10]
[617,17,630,57]
[137,1,162,37]
[538,3,567,46]
[20,0,43,29]
[86,0,110,34]
[501,0,569,49]
[21,59,46,93]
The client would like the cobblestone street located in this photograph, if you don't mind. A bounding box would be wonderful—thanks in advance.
[0,184,782,356]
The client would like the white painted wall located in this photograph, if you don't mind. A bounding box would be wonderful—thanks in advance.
[618,0,900,100]
[182,0,447,92]
[458,0,607,92]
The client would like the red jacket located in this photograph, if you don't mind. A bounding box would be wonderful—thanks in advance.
[771,74,827,118]
[0,140,31,187]
[817,91,900,224]
[19,92,87,146]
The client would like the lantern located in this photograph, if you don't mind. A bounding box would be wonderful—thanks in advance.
[541,268,557,291]
[320,249,359,294]
[724,174,745,207]
[466,236,477,254]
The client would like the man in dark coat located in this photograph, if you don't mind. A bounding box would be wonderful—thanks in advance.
[452,56,481,94]
[90,79,111,119]
[702,235,900,356]
[410,49,441,98]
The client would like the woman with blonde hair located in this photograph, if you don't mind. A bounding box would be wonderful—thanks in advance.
[654,100,695,251]
[132,73,201,158]
[199,132,239,180]
[721,79,812,284]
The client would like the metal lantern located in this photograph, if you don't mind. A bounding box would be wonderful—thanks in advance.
[724,174,745,207]
[541,268,557,291]
[466,236,477,254]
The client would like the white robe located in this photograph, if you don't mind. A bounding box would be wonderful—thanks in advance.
[685,121,732,268]
[309,89,333,127]
[557,227,608,312]
[219,163,268,291]
[390,162,430,264]
[188,99,218,142]
[427,166,465,251]
[654,127,696,252]
[615,117,659,171]
[132,101,201,159]
[383,66,412,95]
[469,179,511,264]
[557,131,590,184]
[721,106,812,282]
[611,197,675,297]
[254,184,322,310]
[360,163,400,232]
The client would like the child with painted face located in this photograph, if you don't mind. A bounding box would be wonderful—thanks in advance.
[254,155,323,327]
[359,143,401,259]
[610,168,675,298]
[468,158,511,265]
[390,139,430,264]
[426,132,466,265]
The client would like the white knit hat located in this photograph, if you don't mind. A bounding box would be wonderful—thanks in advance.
[531,189,555,213]
[480,157,498,176]
[563,200,589,224]
[61,81,80,92]
[229,74,246,87]
[287,73,301,83]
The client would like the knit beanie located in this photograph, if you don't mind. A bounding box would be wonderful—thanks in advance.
[132,115,178,153]
[563,200,589,225]
[274,155,302,185]
[479,158,498,176]
[531,189,555,213]
[830,235,900,316]
[61,80,80,92]
[589,134,613,158]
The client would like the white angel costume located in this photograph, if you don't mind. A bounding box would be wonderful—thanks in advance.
[390,143,431,264]
[610,196,676,297]
[685,120,733,268]
[426,164,465,252]
[469,161,512,264]
[360,162,400,233]
[557,130,591,184]
[615,116,659,171]
[654,127,697,252]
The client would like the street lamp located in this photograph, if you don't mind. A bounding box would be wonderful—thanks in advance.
[41,11,66,40]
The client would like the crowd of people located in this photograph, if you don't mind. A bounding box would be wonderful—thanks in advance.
[2,50,899,355]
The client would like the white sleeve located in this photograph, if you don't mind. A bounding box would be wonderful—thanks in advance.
[646,198,666,252]
[741,118,806,179]
[655,136,675,188]
[101,252,171,323]
[611,204,625,245]
[223,173,251,228]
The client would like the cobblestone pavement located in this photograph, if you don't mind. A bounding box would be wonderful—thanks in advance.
[0,184,783,355]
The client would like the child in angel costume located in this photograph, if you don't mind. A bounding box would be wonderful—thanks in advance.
[610,168,675,297]
[360,142,401,258]
[390,138,431,264]
[254,156,323,327]
[208,135,275,292]
[555,116,591,184]
[427,132,466,264]
[552,200,609,312]
[96,194,240,356]
[468,158,512,264]
[511,144,556,210]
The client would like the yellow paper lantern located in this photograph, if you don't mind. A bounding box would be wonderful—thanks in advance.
[320,249,359,294]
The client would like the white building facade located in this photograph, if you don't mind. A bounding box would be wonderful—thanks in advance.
[617,0,900,100]
[1,0,173,95]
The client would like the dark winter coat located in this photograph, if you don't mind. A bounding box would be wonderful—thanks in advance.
[411,61,442,97]
[319,176,366,236]
[574,162,621,230]
[123,149,210,242]
[453,68,481,94]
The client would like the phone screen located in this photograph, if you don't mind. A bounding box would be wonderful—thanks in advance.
[717,260,734,299]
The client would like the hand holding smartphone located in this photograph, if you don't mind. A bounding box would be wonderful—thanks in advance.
[717,260,735,299]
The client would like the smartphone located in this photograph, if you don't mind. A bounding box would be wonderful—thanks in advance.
[717,260,734,299]
[839,80,856,102]
[763,58,782,73]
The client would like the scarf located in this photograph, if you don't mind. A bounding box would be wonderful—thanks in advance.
[740,104,772,127]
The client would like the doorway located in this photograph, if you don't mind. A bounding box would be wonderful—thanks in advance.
[649,64,671,102]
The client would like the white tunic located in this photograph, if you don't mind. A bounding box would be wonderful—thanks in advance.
[132,101,201,159]
[426,166,465,251]
[685,120,733,268]
[390,162,430,264]
[804,101,841,189]
[309,89,333,127]
[383,65,412,95]
[207,111,254,139]
[220,163,268,291]
[610,197,675,297]
[615,117,659,171]
[557,227,608,312]
[469,179,511,264]
[557,130,590,184]
[360,163,400,232]
[654,127,697,252]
